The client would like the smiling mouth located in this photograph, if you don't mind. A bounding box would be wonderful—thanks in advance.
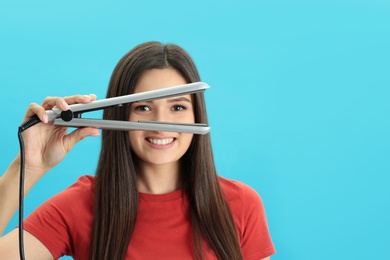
[146,138,175,145]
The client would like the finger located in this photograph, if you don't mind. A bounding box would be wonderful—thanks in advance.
[25,94,98,124]
[41,97,70,111]
[24,102,49,123]
[63,127,100,153]
[24,97,71,124]
[40,94,97,111]
[63,94,97,105]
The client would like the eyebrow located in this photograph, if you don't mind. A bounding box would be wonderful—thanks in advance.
[167,97,192,103]
[133,96,192,105]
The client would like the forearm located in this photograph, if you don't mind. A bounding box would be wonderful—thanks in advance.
[0,157,44,235]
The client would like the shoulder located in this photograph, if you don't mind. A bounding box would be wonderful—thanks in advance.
[48,175,95,205]
[218,176,276,258]
[218,176,263,206]
[68,175,95,192]
[218,176,267,227]
[23,175,96,259]
[27,175,95,216]
[24,175,96,229]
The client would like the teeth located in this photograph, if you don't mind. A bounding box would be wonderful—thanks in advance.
[147,138,174,145]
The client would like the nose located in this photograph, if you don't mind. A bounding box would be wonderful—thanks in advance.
[150,108,171,134]
[153,108,168,123]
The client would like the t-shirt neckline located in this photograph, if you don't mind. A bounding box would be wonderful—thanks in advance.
[138,189,184,202]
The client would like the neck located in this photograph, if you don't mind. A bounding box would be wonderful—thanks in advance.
[136,162,181,194]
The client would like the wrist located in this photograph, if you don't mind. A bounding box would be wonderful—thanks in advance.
[10,155,47,184]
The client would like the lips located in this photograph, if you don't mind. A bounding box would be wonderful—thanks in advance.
[146,137,175,145]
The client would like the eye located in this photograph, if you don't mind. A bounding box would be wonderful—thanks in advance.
[172,105,186,111]
[134,105,151,112]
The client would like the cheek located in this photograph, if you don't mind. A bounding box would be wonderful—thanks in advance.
[128,112,136,122]
[128,131,139,149]
[183,134,194,146]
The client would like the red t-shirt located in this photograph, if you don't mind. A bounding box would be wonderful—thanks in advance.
[24,176,275,259]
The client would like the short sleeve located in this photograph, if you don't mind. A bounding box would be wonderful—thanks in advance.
[219,177,276,260]
[23,175,94,260]
[239,184,275,259]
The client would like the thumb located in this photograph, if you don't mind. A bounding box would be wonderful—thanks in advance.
[63,127,100,152]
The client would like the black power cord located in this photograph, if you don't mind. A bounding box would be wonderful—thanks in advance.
[17,115,42,260]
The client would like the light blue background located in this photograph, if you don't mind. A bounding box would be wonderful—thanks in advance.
[1,0,389,259]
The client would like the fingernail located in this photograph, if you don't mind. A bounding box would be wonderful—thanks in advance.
[62,101,69,110]
[42,114,48,123]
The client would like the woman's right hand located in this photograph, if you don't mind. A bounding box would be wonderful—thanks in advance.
[0,94,101,237]
[18,94,101,176]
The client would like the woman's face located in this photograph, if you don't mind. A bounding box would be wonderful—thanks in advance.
[128,68,195,168]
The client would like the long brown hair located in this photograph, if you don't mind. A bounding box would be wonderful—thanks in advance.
[89,42,242,260]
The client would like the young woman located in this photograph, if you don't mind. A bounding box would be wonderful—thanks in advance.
[0,42,275,259]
